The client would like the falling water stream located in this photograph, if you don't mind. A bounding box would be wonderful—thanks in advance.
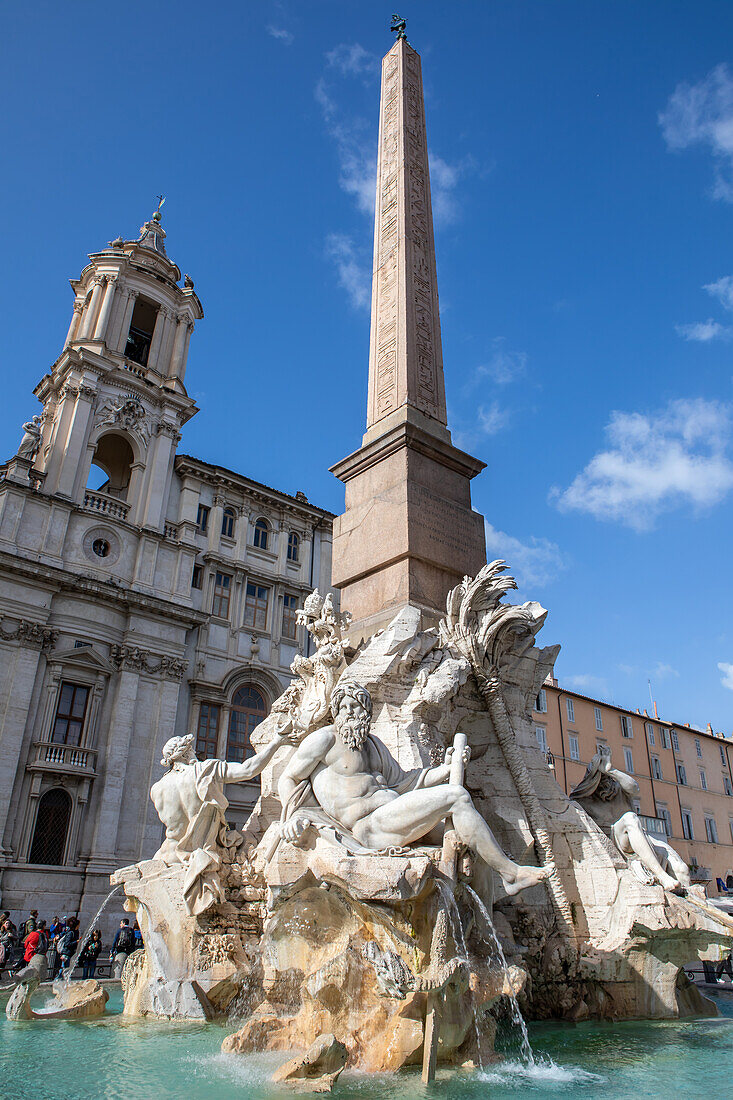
[52,884,122,1003]
[435,880,485,1071]
[463,882,535,1064]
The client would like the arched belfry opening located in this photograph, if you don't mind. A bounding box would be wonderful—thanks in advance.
[86,432,135,499]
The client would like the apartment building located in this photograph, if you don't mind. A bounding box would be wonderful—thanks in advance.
[533,680,733,890]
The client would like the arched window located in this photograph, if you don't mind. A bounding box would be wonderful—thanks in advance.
[221,508,236,539]
[29,788,72,865]
[287,531,300,562]
[86,433,134,500]
[253,518,269,550]
[227,685,267,762]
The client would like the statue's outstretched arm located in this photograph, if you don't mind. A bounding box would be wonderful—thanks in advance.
[222,734,290,783]
[610,767,640,798]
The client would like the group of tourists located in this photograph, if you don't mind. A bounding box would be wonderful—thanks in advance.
[0,909,142,981]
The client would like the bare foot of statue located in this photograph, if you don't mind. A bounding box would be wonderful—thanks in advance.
[501,863,552,897]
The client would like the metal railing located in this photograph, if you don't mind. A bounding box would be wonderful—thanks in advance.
[82,490,130,520]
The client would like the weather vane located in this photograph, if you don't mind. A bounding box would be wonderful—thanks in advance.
[153,194,166,222]
[390,13,407,40]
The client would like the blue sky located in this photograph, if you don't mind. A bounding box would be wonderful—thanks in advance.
[3,1,733,731]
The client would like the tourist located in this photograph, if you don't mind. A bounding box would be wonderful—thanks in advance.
[80,930,102,979]
[110,918,136,978]
[133,920,143,949]
[0,919,18,975]
[56,917,79,978]
[49,915,65,939]
[22,910,38,937]
[1,911,16,935]
[23,920,48,963]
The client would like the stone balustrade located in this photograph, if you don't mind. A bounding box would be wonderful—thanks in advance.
[29,739,97,774]
[83,490,130,520]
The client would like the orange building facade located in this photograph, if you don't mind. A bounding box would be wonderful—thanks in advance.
[533,680,733,892]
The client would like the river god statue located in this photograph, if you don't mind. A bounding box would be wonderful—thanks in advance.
[275,680,550,896]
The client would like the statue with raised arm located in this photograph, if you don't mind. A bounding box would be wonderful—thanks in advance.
[570,745,690,894]
[151,732,292,915]
[274,681,550,897]
[16,415,42,461]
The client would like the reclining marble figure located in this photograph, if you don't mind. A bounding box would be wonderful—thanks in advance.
[275,681,550,896]
[151,731,293,914]
[570,745,690,893]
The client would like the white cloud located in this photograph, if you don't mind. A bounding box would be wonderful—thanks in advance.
[429,153,464,225]
[326,43,375,77]
[474,340,528,385]
[564,674,611,698]
[659,64,733,200]
[484,523,565,589]
[325,234,370,310]
[676,319,732,342]
[453,400,510,449]
[719,662,733,691]
[267,25,293,45]
[704,275,733,310]
[552,397,733,530]
[652,662,680,680]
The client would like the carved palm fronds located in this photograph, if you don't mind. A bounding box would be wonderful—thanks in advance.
[440,561,576,948]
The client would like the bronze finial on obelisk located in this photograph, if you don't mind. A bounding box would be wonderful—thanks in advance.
[330,27,487,640]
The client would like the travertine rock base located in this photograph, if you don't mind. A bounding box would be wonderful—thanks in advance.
[6,976,108,1021]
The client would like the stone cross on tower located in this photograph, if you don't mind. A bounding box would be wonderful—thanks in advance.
[331,34,487,639]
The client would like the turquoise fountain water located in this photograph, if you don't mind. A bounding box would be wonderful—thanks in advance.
[3,985,733,1099]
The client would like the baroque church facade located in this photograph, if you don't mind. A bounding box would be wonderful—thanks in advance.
[0,210,334,924]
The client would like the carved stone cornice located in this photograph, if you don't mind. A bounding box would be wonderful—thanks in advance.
[156,421,182,442]
[109,644,187,681]
[0,619,58,653]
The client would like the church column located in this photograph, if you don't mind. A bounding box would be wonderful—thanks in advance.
[93,276,117,342]
[64,299,85,347]
[77,276,106,339]
[167,315,188,379]
[178,322,194,383]
[138,422,180,531]
[153,307,175,376]
[145,307,166,373]
[0,641,45,858]
[55,384,97,500]
[115,288,138,354]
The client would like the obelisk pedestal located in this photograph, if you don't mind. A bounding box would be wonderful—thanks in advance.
[330,35,486,639]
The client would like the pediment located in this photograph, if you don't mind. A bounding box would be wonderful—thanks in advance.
[50,643,116,675]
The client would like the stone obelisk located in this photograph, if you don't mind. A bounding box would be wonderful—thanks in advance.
[330,30,486,637]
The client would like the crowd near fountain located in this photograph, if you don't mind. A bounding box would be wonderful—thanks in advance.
[3,15,733,1099]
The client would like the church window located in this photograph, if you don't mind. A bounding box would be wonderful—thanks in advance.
[253,518,270,550]
[287,532,300,562]
[244,582,269,629]
[51,682,89,746]
[221,508,236,539]
[282,594,298,640]
[227,685,267,762]
[195,703,220,759]
[29,788,72,866]
[92,538,110,558]
[212,572,231,618]
[124,298,158,367]
[196,504,210,533]
[191,564,203,590]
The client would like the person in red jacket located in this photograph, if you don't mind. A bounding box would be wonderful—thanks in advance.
[23,920,48,963]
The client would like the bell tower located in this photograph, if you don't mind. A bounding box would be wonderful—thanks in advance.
[31,204,203,532]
